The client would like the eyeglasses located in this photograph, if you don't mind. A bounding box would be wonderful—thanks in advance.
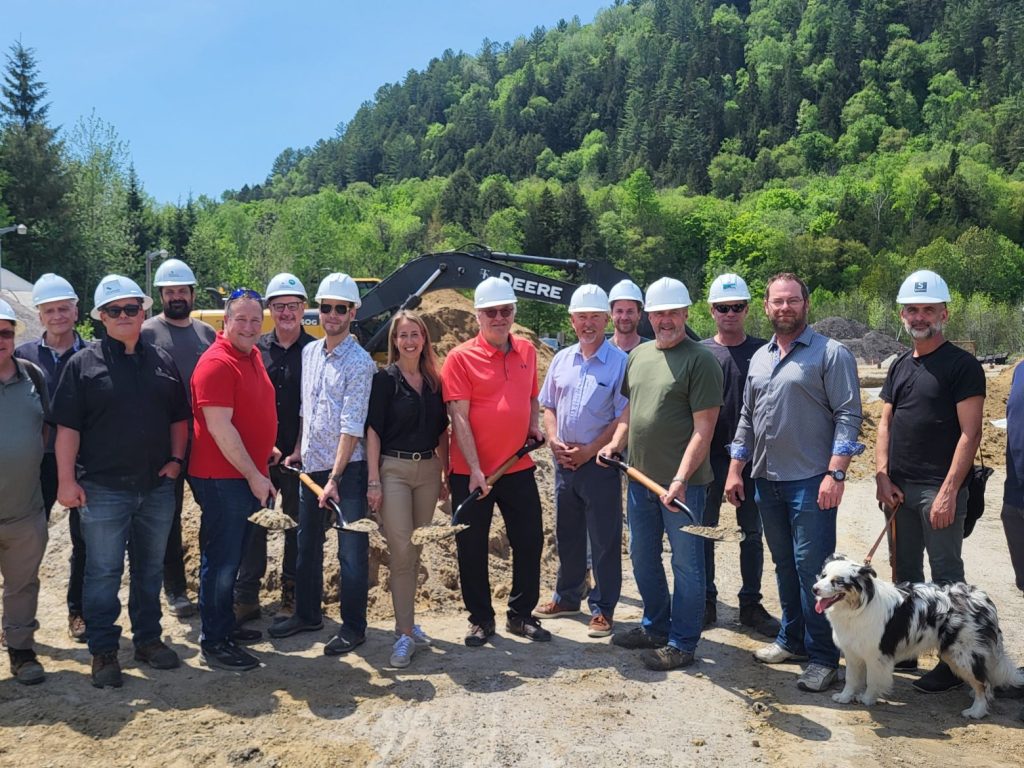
[767,297,805,308]
[482,307,515,319]
[270,301,303,313]
[228,288,263,301]
[0,328,15,340]
[102,303,143,318]
[712,303,747,314]
[319,303,350,315]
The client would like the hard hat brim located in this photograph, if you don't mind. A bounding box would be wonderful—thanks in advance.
[896,297,947,304]
[90,295,154,320]
[33,294,79,308]
[474,298,518,309]
[569,304,609,314]
[266,291,308,300]
[315,295,361,308]
[645,302,690,312]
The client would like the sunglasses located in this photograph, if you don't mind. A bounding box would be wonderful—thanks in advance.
[229,287,263,301]
[712,303,747,314]
[0,328,15,340]
[319,303,350,315]
[482,307,515,319]
[269,301,303,313]
[102,303,143,318]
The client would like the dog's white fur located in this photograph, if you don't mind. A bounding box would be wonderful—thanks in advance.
[813,554,1023,718]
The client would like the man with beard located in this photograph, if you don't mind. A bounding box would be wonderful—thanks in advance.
[142,258,217,619]
[875,269,985,694]
[607,279,647,353]
[726,272,863,693]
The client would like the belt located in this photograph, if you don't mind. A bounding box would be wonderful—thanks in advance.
[382,449,435,461]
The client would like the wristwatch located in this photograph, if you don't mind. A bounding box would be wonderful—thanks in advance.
[827,469,847,482]
[169,457,184,466]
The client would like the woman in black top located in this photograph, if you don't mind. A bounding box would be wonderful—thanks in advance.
[366,310,448,668]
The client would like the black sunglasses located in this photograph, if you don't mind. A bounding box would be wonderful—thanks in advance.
[229,287,263,301]
[482,307,514,319]
[319,303,350,315]
[712,303,747,314]
[102,303,143,318]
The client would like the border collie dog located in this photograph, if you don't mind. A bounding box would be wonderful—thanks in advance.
[812,554,1023,718]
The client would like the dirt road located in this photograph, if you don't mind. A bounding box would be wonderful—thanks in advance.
[2,473,1023,767]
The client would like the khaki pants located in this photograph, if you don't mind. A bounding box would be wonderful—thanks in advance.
[379,455,442,633]
[0,512,47,650]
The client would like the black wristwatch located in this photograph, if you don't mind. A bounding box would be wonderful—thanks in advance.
[169,457,184,466]
[827,469,846,482]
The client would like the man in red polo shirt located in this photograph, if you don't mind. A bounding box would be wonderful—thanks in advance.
[442,277,548,647]
[189,289,277,672]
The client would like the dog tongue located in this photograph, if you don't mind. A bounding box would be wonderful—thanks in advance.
[814,598,829,614]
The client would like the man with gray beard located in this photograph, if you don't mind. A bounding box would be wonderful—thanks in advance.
[875,269,985,693]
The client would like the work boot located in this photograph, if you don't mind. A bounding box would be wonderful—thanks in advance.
[506,615,552,642]
[233,602,261,626]
[703,600,717,628]
[91,650,123,688]
[133,639,180,670]
[276,579,296,619]
[913,661,964,693]
[739,603,781,639]
[68,613,88,643]
[8,648,44,685]
[464,620,496,648]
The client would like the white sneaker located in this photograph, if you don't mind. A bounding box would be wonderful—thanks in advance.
[797,663,837,692]
[753,642,809,664]
[395,626,432,651]
[390,635,416,668]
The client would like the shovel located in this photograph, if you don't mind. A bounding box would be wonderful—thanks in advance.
[277,463,379,534]
[411,437,546,544]
[599,453,745,543]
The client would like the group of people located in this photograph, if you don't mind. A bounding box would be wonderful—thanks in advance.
[0,256,1016,701]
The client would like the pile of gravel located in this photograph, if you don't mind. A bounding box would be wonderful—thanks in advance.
[811,316,908,363]
[812,317,869,339]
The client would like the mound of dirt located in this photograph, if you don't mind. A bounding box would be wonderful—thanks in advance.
[812,317,908,364]
[813,317,868,340]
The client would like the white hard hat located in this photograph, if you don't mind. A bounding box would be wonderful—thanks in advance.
[644,277,692,311]
[608,279,644,309]
[0,298,16,323]
[707,273,751,303]
[568,284,610,313]
[897,269,951,304]
[474,276,517,309]
[153,258,197,287]
[91,274,153,320]
[315,272,361,308]
[32,273,78,307]
[265,272,308,300]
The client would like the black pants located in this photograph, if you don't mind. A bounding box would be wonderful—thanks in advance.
[40,453,86,615]
[163,472,191,596]
[451,468,543,625]
[234,463,300,605]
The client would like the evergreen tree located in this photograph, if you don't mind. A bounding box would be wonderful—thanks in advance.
[0,41,49,128]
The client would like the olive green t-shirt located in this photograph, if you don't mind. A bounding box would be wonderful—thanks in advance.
[623,339,723,486]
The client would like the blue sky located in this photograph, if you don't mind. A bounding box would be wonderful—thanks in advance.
[6,1,605,205]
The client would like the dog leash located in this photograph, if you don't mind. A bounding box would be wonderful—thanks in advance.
[864,501,901,568]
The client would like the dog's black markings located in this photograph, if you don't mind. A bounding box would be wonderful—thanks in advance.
[879,597,916,657]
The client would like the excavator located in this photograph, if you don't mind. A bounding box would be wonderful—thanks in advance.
[193,244,669,352]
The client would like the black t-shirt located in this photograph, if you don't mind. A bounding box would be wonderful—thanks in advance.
[880,341,986,486]
[258,329,315,454]
[366,365,448,454]
[51,336,192,492]
[701,335,767,460]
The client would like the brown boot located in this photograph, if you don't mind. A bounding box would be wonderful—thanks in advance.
[276,578,295,619]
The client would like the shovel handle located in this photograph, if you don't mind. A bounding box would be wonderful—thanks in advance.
[278,464,348,529]
[599,453,694,518]
[452,438,546,524]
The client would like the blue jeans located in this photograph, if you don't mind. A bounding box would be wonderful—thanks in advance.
[79,478,175,655]
[189,477,259,646]
[552,459,622,618]
[294,463,368,638]
[705,454,765,606]
[756,475,839,668]
[627,480,707,653]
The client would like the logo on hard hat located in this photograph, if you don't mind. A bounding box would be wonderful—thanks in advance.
[914,281,927,293]
[723,280,737,290]
[105,280,122,294]
[288,278,296,285]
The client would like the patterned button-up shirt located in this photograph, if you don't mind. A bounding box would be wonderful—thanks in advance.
[300,335,375,472]
[730,325,864,481]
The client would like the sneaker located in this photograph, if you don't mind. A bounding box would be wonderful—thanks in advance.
[389,635,416,668]
[894,657,919,671]
[201,641,260,671]
[532,600,582,619]
[267,615,324,638]
[641,645,694,671]
[324,631,366,656]
[703,600,717,628]
[133,639,180,670]
[91,650,123,688]
[754,642,809,664]
[231,627,263,645]
[165,592,195,618]
[612,627,668,649]
[797,663,837,692]
[739,603,781,639]
[506,615,552,642]
[912,661,964,694]
[68,614,88,643]
[233,602,261,626]
[464,620,496,647]
[588,614,613,638]
[8,648,44,685]
[396,624,432,647]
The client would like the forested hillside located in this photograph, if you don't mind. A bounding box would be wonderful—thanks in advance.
[2,0,1024,348]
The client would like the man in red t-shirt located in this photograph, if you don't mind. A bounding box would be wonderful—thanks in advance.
[442,277,547,647]
[189,289,277,672]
